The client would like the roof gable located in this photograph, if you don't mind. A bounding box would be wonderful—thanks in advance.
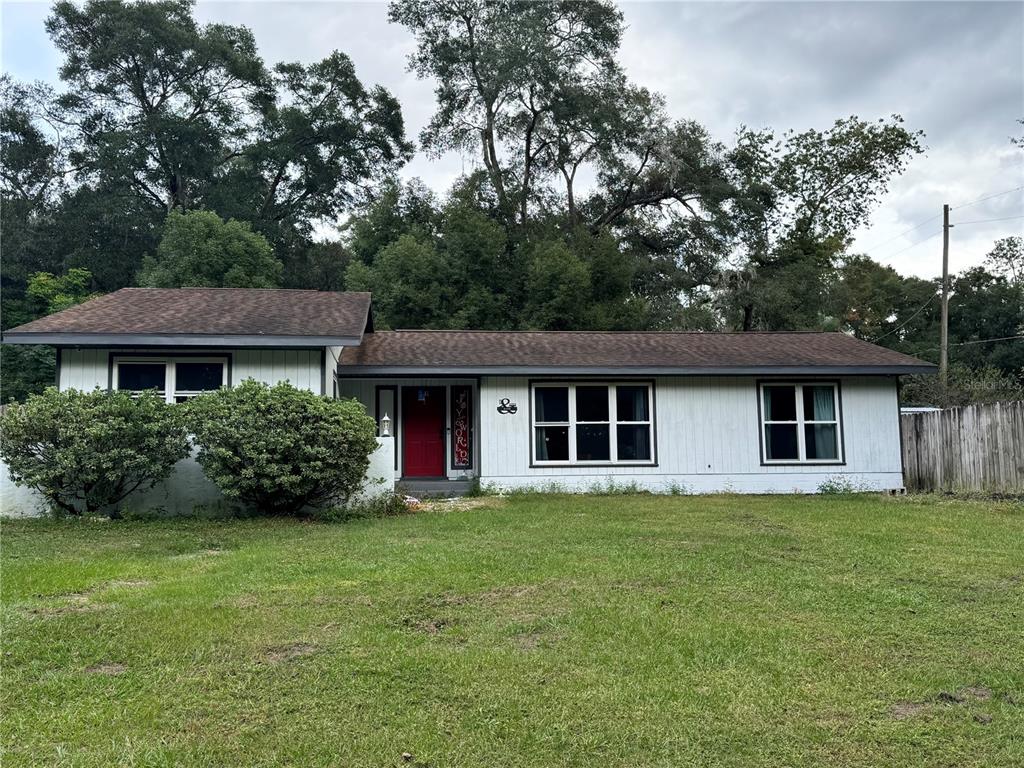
[2,288,372,347]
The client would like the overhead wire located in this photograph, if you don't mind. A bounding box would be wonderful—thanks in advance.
[857,185,1023,255]
[869,293,937,343]
[919,335,1024,353]
[950,185,1024,211]
[952,214,1024,226]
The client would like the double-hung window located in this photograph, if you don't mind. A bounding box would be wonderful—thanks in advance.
[760,382,842,463]
[114,357,227,403]
[532,382,654,465]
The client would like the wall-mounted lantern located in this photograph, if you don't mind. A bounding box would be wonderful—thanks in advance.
[380,412,391,437]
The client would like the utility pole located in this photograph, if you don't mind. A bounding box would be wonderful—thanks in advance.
[939,203,951,389]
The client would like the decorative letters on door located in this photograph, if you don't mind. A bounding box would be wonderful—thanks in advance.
[451,386,472,469]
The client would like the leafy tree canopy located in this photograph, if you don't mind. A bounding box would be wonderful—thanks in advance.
[26,267,101,314]
[138,209,282,288]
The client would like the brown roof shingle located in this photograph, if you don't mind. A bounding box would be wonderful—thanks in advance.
[3,288,372,346]
[338,330,935,374]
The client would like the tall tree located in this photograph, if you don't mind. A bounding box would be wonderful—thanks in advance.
[391,0,622,227]
[0,78,66,284]
[713,116,924,330]
[45,0,410,234]
[47,0,270,213]
[138,209,282,288]
[985,236,1023,286]
[205,51,413,233]
[390,0,729,235]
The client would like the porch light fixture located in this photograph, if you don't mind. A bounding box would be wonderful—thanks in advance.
[380,412,391,437]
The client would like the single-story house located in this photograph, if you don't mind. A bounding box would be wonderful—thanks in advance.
[2,287,935,506]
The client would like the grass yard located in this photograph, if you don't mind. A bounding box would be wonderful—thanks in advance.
[2,494,1022,767]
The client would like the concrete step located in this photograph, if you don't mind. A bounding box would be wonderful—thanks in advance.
[396,479,475,499]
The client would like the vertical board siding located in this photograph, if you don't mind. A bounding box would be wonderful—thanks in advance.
[901,401,1024,493]
[478,375,904,493]
[58,348,325,394]
[59,349,109,391]
[233,349,321,392]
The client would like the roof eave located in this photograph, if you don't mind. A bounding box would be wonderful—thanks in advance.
[336,364,938,376]
[1,332,364,348]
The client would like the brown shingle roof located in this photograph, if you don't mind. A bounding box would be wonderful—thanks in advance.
[338,330,935,374]
[2,288,371,346]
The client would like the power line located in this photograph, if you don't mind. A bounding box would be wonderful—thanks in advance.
[951,335,1024,347]
[920,334,1024,352]
[859,186,1022,254]
[870,293,937,343]
[879,229,942,259]
[953,214,1024,226]
[951,185,1024,211]
[860,214,941,252]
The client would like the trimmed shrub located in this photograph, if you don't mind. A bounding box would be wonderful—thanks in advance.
[0,388,190,517]
[185,380,378,515]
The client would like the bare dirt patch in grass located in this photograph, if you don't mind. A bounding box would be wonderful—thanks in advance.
[28,593,106,617]
[474,584,537,603]
[419,497,506,513]
[891,686,996,720]
[730,510,794,536]
[511,630,543,650]
[406,617,451,635]
[890,701,929,720]
[938,686,994,704]
[402,584,548,639]
[262,643,317,663]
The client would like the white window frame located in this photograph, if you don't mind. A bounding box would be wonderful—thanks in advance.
[113,356,228,403]
[759,381,843,464]
[531,382,655,466]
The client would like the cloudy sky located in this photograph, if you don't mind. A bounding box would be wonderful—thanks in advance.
[2,0,1022,279]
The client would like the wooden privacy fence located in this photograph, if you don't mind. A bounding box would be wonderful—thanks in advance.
[901,401,1024,493]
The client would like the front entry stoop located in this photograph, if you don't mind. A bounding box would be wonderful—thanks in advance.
[396,479,474,499]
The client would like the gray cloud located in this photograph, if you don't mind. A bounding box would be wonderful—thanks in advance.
[3,0,1021,277]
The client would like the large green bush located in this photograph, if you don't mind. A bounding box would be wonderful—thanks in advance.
[184,380,378,515]
[0,388,190,516]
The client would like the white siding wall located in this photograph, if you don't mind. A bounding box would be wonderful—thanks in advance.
[233,349,323,393]
[58,349,109,390]
[479,375,904,493]
[59,348,325,394]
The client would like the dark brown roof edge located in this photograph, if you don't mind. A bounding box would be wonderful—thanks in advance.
[1,332,365,347]
[337,363,937,375]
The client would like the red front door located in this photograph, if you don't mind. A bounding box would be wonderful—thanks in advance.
[402,386,446,477]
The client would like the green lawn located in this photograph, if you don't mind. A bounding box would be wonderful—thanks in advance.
[2,494,1022,767]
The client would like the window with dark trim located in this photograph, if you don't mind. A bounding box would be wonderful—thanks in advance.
[114,356,227,403]
[532,382,654,465]
[760,382,842,463]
